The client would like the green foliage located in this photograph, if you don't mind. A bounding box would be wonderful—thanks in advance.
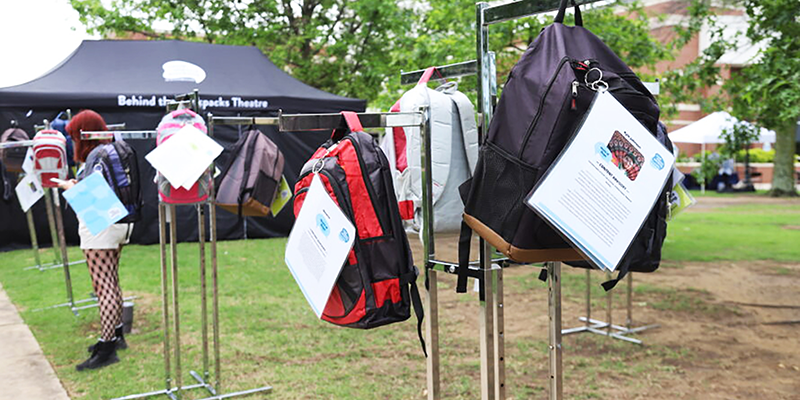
[720,120,760,159]
[691,151,723,185]
[722,0,800,196]
[70,0,672,109]
[735,148,774,163]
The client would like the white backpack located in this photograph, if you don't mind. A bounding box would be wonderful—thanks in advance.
[381,69,479,233]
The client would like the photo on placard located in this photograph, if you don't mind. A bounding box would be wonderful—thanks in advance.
[607,130,644,181]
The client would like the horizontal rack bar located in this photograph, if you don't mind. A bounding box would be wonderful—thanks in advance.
[279,111,425,131]
[400,59,478,85]
[0,140,33,149]
[81,130,158,140]
[483,0,604,25]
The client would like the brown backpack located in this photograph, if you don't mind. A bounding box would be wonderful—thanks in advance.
[1,127,31,173]
[216,129,285,217]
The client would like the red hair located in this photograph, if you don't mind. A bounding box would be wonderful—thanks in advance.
[66,110,108,163]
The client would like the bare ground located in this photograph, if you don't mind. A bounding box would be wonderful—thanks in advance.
[407,195,800,399]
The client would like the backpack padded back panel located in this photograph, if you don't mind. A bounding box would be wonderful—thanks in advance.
[156,109,211,204]
[216,129,285,217]
[460,11,663,274]
[32,129,68,188]
[82,141,142,223]
[1,128,31,173]
[293,113,422,334]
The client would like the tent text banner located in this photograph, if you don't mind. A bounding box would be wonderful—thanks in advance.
[117,95,270,110]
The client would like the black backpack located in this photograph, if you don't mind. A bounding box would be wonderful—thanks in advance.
[293,112,425,353]
[458,0,668,291]
[81,140,142,224]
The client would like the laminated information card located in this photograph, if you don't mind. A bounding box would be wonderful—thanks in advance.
[526,90,675,272]
[62,172,129,235]
[284,174,356,318]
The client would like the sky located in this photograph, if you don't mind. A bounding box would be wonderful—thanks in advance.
[0,0,95,88]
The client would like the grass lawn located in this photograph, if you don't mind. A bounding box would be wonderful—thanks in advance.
[1,199,799,399]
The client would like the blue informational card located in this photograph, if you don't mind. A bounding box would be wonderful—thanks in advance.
[62,172,129,235]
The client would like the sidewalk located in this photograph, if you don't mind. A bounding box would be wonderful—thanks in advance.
[0,282,70,400]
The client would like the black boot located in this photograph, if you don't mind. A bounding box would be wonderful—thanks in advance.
[88,326,127,353]
[76,339,120,371]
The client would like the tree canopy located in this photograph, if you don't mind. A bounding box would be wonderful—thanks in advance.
[69,0,670,109]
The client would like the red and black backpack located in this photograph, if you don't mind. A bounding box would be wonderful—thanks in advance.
[293,112,425,353]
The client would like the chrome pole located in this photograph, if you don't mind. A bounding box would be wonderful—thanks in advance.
[43,189,62,264]
[606,272,613,335]
[626,273,633,330]
[159,204,174,394]
[585,269,591,328]
[493,266,505,400]
[50,188,74,311]
[197,204,210,383]
[547,262,563,400]
[25,208,43,271]
[169,204,183,397]
[210,197,222,392]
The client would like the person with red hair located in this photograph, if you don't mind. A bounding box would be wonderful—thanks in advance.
[60,109,132,371]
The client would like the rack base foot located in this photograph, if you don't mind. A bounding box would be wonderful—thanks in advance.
[24,259,87,271]
[111,371,271,400]
[33,295,137,314]
[562,317,659,345]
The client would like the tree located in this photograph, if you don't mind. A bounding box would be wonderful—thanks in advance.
[70,0,416,102]
[70,0,671,110]
[722,0,800,196]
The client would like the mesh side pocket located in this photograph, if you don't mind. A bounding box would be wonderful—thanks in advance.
[464,143,538,242]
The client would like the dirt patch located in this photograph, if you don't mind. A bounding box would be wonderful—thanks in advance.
[406,200,800,399]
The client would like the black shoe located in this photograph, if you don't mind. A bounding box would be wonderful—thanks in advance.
[76,339,120,371]
[88,326,127,353]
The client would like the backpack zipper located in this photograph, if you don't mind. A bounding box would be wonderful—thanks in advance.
[518,56,571,159]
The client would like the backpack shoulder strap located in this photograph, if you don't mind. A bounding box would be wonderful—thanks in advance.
[447,89,479,173]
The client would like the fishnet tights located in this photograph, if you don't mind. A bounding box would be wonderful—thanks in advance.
[84,249,122,341]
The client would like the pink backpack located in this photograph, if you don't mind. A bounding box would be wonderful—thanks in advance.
[155,109,211,204]
[33,129,68,188]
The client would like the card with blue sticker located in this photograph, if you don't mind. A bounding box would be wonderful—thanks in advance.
[62,172,128,235]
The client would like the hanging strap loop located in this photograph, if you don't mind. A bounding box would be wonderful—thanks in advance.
[554,0,583,26]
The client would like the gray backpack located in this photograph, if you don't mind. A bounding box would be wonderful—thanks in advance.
[216,129,285,217]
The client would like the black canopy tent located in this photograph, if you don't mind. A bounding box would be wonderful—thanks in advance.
[0,39,366,251]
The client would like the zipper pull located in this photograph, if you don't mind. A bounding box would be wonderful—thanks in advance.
[571,81,578,110]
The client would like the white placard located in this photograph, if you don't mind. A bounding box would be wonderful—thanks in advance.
[144,125,223,190]
[284,174,356,318]
[15,174,44,212]
[21,148,34,175]
[526,90,675,272]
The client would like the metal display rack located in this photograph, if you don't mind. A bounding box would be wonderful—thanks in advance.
[2,119,95,315]
[399,56,508,400]
[113,91,271,400]
[206,108,428,399]
[561,80,662,345]
[473,2,604,399]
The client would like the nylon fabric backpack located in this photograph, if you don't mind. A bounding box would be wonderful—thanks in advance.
[32,129,68,188]
[380,67,479,233]
[293,111,425,354]
[1,127,31,173]
[155,109,212,204]
[81,140,143,224]
[457,0,665,292]
[216,129,285,217]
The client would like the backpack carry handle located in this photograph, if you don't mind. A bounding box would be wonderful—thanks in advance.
[341,111,364,133]
[554,0,583,26]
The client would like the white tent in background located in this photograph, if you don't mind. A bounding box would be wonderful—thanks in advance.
[670,111,776,148]
[670,111,776,192]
